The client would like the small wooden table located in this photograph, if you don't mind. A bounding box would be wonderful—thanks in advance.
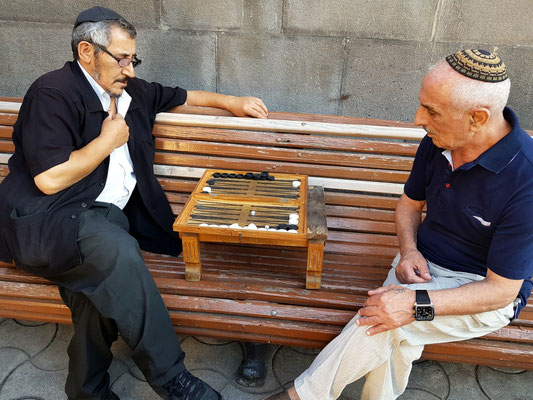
[173,170,328,289]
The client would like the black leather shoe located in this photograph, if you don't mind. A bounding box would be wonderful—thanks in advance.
[236,357,266,387]
[154,369,221,400]
[103,391,120,400]
[236,342,267,387]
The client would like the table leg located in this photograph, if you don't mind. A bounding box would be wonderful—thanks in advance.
[306,240,324,289]
[182,233,202,281]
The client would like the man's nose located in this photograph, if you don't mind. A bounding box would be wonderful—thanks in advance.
[414,106,425,127]
[122,63,135,79]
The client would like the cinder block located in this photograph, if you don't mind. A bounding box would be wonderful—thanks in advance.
[284,0,439,41]
[0,22,73,96]
[436,0,533,46]
[162,0,243,31]
[0,0,159,28]
[341,40,454,122]
[242,0,283,34]
[136,29,217,92]
[342,40,533,129]
[498,46,533,130]
[217,34,345,115]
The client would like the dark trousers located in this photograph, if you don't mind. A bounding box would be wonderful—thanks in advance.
[49,203,185,400]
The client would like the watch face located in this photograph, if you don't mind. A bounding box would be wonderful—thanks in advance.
[415,305,434,321]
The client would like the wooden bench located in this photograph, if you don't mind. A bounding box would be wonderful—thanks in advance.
[1,98,532,370]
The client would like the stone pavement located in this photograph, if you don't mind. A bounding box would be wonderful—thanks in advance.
[1,318,532,400]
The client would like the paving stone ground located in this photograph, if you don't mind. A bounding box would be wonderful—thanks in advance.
[1,318,532,399]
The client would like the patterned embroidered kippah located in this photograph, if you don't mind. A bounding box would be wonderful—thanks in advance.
[446,49,508,82]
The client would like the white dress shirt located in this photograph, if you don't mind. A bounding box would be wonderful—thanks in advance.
[78,62,137,209]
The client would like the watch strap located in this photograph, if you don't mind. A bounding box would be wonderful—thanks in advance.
[415,289,431,305]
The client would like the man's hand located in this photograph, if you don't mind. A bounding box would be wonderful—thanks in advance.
[99,107,129,150]
[356,285,416,335]
[395,249,431,284]
[226,96,268,119]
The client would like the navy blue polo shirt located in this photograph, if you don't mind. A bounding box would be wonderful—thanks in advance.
[404,108,533,316]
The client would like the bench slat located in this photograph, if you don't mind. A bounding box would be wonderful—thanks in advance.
[153,154,411,184]
[173,325,327,348]
[155,112,427,141]
[156,138,414,171]
[0,141,14,152]
[162,295,353,325]
[0,126,13,138]
[154,125,419,156]
[423,339,533,369]
[0,113,18,125]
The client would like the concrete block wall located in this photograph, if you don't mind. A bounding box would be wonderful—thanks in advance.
[1,0,532,128]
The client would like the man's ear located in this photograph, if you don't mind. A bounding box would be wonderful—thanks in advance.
[470,109,490,131]
[78,41,94,64]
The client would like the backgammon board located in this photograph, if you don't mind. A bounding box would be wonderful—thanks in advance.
[173,169,326,289]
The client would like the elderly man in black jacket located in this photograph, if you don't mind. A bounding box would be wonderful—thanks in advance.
[0,6,267,400]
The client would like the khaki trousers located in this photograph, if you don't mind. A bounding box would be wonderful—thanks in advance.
[294,254,514,400]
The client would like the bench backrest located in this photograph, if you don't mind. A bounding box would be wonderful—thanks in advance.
[0,100,425,266]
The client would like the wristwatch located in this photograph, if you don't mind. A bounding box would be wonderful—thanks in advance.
[414,290,434,321]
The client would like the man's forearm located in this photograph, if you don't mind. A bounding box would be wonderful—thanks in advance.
[430,271,522,316]
[395,194,424,254]
[186,91,236,110]
[359,272,520,336]
[186,90,268,119]
[34,111,129,195]
[34,135,115,195]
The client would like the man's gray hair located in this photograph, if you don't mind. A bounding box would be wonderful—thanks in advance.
[450,76,511,117]
[71,19,136,59]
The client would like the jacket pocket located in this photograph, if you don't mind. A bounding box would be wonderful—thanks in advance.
[9,208,49,267]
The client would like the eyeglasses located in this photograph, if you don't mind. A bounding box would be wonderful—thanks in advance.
[92,42,142,68]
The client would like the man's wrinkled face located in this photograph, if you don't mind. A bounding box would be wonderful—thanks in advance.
[414,74,474,151]
[93,27,136,97]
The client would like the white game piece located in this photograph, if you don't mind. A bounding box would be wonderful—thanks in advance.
[292,180,301,188]
[289,213,299,220]
[229,223,240,229]
[251,210,256,216]
[264,225,270,230]
[202,186,211,193]
[245,223,258,230]
[219,224,229,228]
[258,228,267,231]
[208,224,218,227]
[199,223,208,227]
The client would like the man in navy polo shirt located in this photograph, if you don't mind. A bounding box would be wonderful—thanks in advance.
[266,50,533,400]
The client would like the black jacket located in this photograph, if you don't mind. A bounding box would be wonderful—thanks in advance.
[0,61,187,277]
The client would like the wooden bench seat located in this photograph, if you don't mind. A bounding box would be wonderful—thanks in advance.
[1,99,532,370]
